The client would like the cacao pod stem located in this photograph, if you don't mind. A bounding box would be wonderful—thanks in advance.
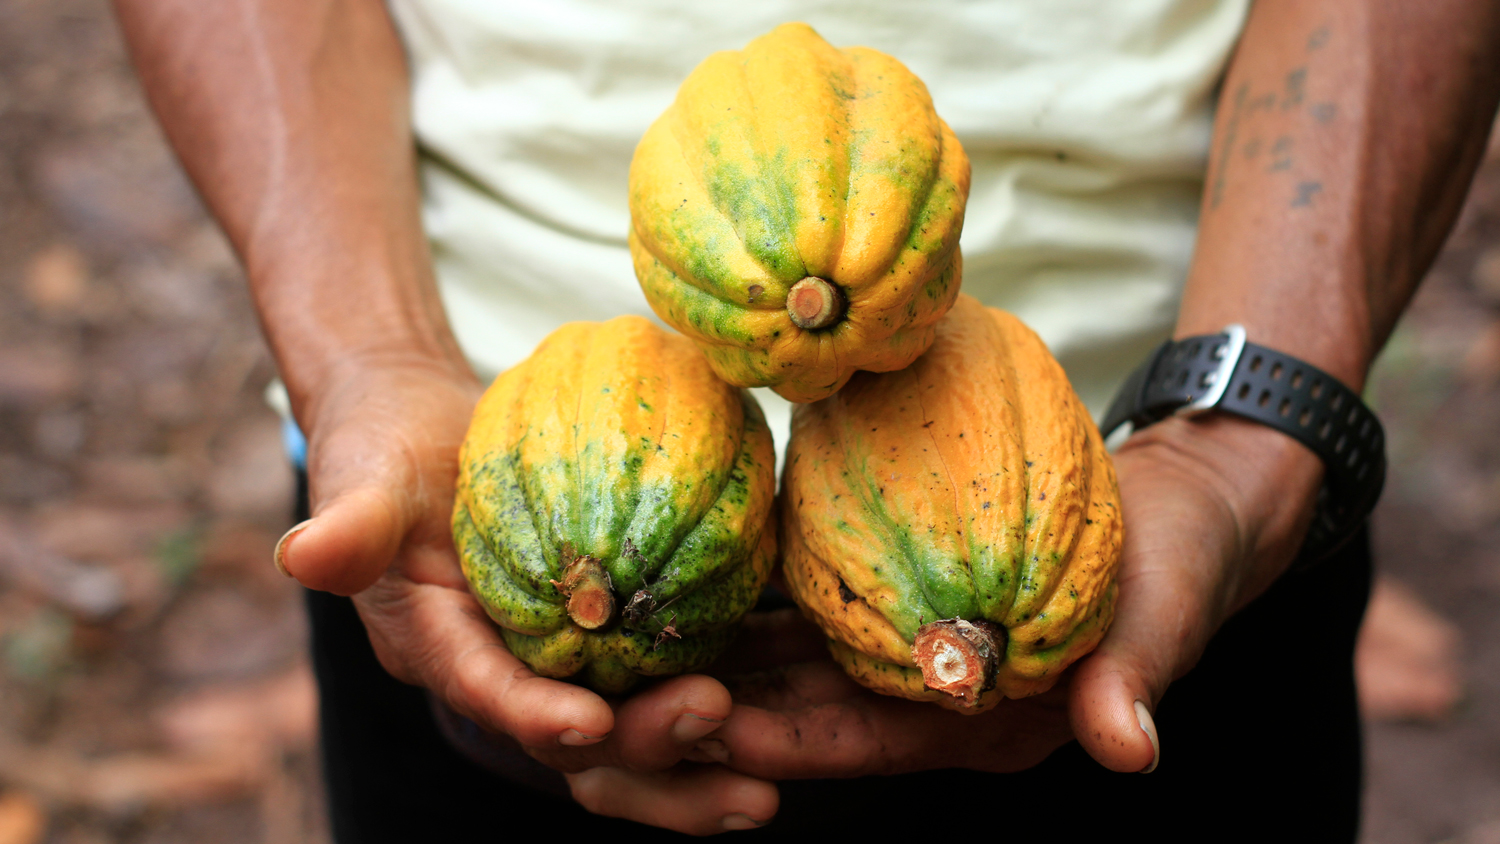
[553,555,617,630]
[911,619,1005,708]
[786,277,846,331]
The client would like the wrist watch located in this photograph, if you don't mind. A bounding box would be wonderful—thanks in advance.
[1099,325,1386,564]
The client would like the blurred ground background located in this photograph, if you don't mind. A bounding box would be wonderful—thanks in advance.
[0,2,1496,842]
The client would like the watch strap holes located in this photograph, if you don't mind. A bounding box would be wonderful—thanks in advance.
[1109,330,1386,567]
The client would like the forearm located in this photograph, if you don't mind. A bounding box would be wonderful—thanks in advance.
[112,0,468,426]
[1132,0,1500,604]
[1182,0,1500,387]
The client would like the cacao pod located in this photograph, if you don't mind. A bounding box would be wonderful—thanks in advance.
[629,22,969,403]
[454,317,777,693]
[781,295,1122,711]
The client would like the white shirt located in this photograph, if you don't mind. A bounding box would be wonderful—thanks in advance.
[383,0,1249,448]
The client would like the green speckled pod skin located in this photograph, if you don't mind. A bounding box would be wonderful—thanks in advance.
[782,296,1122,711]
[454,317,777,694]
[629,22,969,403]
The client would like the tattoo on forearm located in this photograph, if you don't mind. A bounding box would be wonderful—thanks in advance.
[1209,83,1249,209]
[1269,136,1294,172]
[1207,24,1338,212]
[1292,181,1323,207]
[1282,67,1306,110]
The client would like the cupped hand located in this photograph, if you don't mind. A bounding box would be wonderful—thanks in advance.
[272,355,775,832]
[688,412,1322,788]
[1067,413,1321,771]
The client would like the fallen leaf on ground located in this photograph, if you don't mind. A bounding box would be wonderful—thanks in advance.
[0,791,45,844]
[1461,319,1500,384]
[0,741,268,814]
[155,663,317,753]
[0,513,127,620]
[1356,575,1464,722]
[22,243,89,316]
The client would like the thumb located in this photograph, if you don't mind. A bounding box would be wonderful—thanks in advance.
[276,485,411,594]
[1068,563,1218,774]
[270,364,480,595]
[1067,648,1162,774]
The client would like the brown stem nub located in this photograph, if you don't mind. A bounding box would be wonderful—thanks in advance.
[786,277,846,331]
[911,619,1005,707]
[554,555,617,630]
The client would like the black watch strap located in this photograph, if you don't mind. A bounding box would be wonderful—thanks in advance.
[1100,326,1386,563]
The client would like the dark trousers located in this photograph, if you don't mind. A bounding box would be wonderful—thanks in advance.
[301,477,1369,842]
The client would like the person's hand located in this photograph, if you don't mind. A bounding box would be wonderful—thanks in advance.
[272,354,774,829]
[1067,413,1321,771]
[692,610,1076,777]
[564,604,1068,831]
[626,411,1323,809]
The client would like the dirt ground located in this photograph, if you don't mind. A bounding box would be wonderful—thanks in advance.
[1360,133,1500,841]
[0,2,1496,842]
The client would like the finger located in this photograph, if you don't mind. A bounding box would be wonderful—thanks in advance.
[699,689,1069,779]
[1069,558,1216,773]
[528,674,734,773]
[567,766,778,835]
[719,660,870,711]
[355,577,616,750]
[285,371,478,595]
[279,486,409,594]
[707,608,830,675]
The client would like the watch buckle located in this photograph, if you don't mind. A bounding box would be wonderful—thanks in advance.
[1175,324,1247,417]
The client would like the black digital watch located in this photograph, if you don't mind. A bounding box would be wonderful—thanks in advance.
[1099,325,1386,563]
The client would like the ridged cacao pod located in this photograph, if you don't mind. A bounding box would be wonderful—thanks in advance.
[781,295,1123,712]
[629,22,970,403]
[453,317,777,693]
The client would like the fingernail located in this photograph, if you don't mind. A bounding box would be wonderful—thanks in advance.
[671,712,723,744]
[1134,699,1160,774]
[692,737,730,764]
[721,813,766,831]
[274,519,313,578]
[558,728,606,747]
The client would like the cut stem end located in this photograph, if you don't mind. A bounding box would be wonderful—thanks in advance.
[786,277,846,331]
[912,619,1004,707]
[556,555,617,630]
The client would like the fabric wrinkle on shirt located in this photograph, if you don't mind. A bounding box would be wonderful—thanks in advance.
[353,0,1251,463]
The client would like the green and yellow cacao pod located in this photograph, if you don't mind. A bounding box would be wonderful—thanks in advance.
[781,295,1123,712]
[629,22,969,403]
[453,316,777,693]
